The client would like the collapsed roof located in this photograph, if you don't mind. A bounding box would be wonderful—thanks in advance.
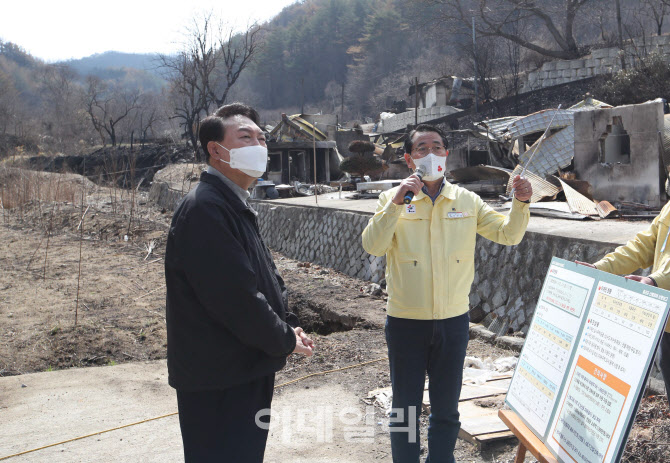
[269,114,328,142]
[474,97,612,177]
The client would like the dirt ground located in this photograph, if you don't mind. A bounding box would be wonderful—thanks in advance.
[1,170,668,462]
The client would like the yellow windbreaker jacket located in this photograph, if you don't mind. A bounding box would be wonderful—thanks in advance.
[362,181,530,321]
[594,201,670,332]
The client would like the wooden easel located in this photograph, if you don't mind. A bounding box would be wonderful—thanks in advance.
[498,410,558,463]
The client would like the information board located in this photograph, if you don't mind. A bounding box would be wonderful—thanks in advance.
[506,257,670,463]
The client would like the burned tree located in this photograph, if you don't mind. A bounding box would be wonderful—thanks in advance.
[84,76,139,147]
[160,14,262,159]
[160,16,217,159]
[424,0,595,60]
[210,23,262,107]
[642,0,670,35]
[162,50,208,158]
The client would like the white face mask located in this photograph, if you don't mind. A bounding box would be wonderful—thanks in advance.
[412,153,446,181]
[215,142,268,178]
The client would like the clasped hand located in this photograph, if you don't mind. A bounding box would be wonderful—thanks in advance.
[293,327,315,356]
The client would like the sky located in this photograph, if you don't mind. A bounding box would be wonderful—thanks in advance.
[0,0,299,62]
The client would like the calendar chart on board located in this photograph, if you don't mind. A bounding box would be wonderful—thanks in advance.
[505,258,670,463]
[506,260,593,437]
[525,318,573,372]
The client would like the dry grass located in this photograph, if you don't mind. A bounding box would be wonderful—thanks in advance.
[0,167,89,211]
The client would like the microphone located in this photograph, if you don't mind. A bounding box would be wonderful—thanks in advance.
[403,165,426,204]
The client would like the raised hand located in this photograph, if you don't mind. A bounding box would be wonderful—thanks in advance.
[512,175,532,202]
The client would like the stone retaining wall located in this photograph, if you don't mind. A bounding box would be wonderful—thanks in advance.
[522,34,670,92]
[254,202,387,283]
[253,201,623,334]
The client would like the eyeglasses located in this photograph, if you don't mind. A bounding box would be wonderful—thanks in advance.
[412,144,447,158]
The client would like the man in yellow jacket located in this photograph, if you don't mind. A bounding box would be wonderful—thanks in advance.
[577,201,670,405]
[362,124,532,463]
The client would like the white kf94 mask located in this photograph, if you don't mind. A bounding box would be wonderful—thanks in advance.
[215,142,268,178]
[412,153,446,182]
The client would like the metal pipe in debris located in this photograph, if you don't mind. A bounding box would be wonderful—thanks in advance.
[510,104,562,198]
[520,104,563,177]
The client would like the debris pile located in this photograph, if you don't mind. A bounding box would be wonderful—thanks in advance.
[449,96,668,219]
[463,356,518,385]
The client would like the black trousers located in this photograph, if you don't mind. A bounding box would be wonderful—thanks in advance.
[176,374,275,463]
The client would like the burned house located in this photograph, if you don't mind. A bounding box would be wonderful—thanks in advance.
[378,77,463,133]
[473,98,668,208]
[267,114,343,185]
[410,76,468,109]
[574,100,666,206]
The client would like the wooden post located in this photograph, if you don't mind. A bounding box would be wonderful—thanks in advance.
[414,77,419,126]
[341,82,345,122]
[313,122,318,206]
[473,16,479,112]
[497,410,558,463]
[514,442,528,463]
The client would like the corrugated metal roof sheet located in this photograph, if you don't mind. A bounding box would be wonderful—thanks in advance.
[477,99,609,140]
[506,165,560,203]
[528,202,588,219]
[518,125,574,177]
[475,116,522,137]
[559,178,601,217]
[507,109,574,139]
[596,200,617,218]
[269,114,328,141]
[479,101,617,183]
[569,98,612,110]
[450,165,511,183]
[498,201,589,219]
[289,115,328,140]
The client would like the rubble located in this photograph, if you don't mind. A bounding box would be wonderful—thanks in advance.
[361,283,385,297]
[463,356,518,385]
[474,97,608,178]
[559,178,601,217]
[293,182,338,196]
[499,201,589,220]
[504,165,560,202]
[445,96,670,213]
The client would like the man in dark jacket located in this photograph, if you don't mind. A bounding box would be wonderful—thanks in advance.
[165,103,314,463]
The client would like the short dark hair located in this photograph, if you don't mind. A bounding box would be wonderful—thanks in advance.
[198,102,261,163]
[214,102,260,123]
[404,124,449,155]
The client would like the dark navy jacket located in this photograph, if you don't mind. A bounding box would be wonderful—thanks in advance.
[165,172,296,391]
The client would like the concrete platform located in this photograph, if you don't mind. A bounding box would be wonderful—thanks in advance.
[263,193,654,246]
[0,361,386,463]
[0,361,181,462]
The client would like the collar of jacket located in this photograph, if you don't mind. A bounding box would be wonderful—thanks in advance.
[414,178,456,202]
[199,171,252,213]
